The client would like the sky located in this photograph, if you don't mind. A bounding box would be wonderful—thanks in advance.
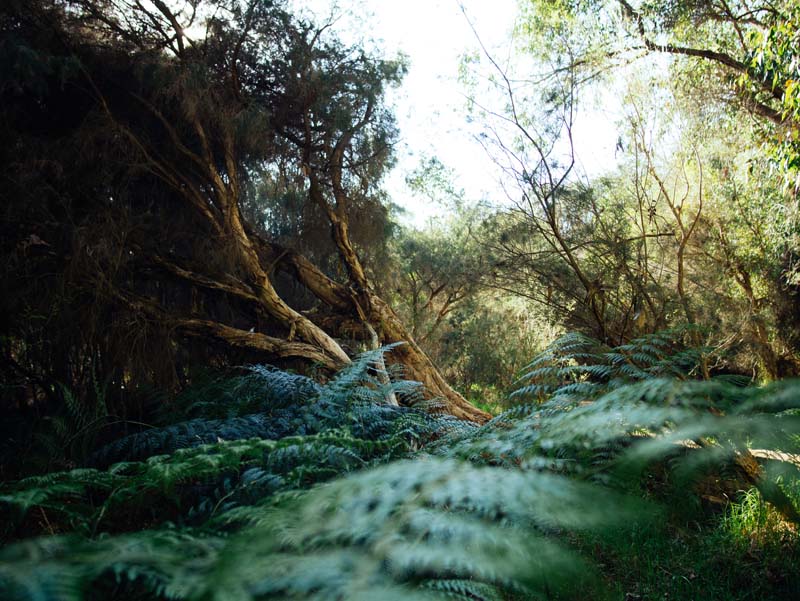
[290,0,622,227]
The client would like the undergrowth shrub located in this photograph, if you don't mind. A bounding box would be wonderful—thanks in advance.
[0,336,798,600]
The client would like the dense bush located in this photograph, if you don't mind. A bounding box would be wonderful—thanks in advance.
[1,337,798,600]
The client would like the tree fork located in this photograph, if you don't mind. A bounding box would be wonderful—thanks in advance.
[258,232,491,422]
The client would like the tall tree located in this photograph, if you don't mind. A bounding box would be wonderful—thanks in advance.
[0,0,489,421]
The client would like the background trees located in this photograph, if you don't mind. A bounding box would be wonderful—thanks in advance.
[446,0,800,381]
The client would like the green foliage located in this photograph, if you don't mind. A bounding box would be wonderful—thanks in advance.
[0,460,608,601]
[509,332,800,489]
[582,509,800,600]
[2,0,799,597]
[1,335,799,599]
[1,348,456,535]
[493,1,800,381]
[721,487,796,551]
[0,348,608,600]
[511,328,709,402]
[438,296,550,400]
[387,206,552,403]
[34,381,111,470]
[746,3,800,189]
[102,346,432,467]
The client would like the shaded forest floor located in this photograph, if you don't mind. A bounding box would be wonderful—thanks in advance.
[588,498,800,600]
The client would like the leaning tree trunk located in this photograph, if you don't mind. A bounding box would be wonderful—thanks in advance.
[299,148,492,422]
[226,205,351,367]
[258,238,491,423]
[94,53,490,424]
[369,294,491,422]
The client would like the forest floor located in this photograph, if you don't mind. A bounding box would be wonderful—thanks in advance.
[580,489,800,600]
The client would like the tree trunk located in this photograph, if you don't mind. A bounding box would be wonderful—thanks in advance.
[258,237,491,422]
[368,293,491,422]
[226,198,353,367]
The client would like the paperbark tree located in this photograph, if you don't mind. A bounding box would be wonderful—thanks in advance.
[0,0,490,422]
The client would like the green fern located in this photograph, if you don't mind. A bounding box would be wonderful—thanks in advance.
[0,459,639,600]
[1,336,799,600]
[512,327,713,403]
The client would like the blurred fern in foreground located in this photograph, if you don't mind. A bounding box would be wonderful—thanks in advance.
[1,338,799,600]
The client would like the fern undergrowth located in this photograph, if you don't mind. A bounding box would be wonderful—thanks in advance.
[1,335,799,600]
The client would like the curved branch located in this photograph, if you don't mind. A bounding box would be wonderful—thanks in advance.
[116,289,343,370]
[177,318,343,370]
[616,0,786,112]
